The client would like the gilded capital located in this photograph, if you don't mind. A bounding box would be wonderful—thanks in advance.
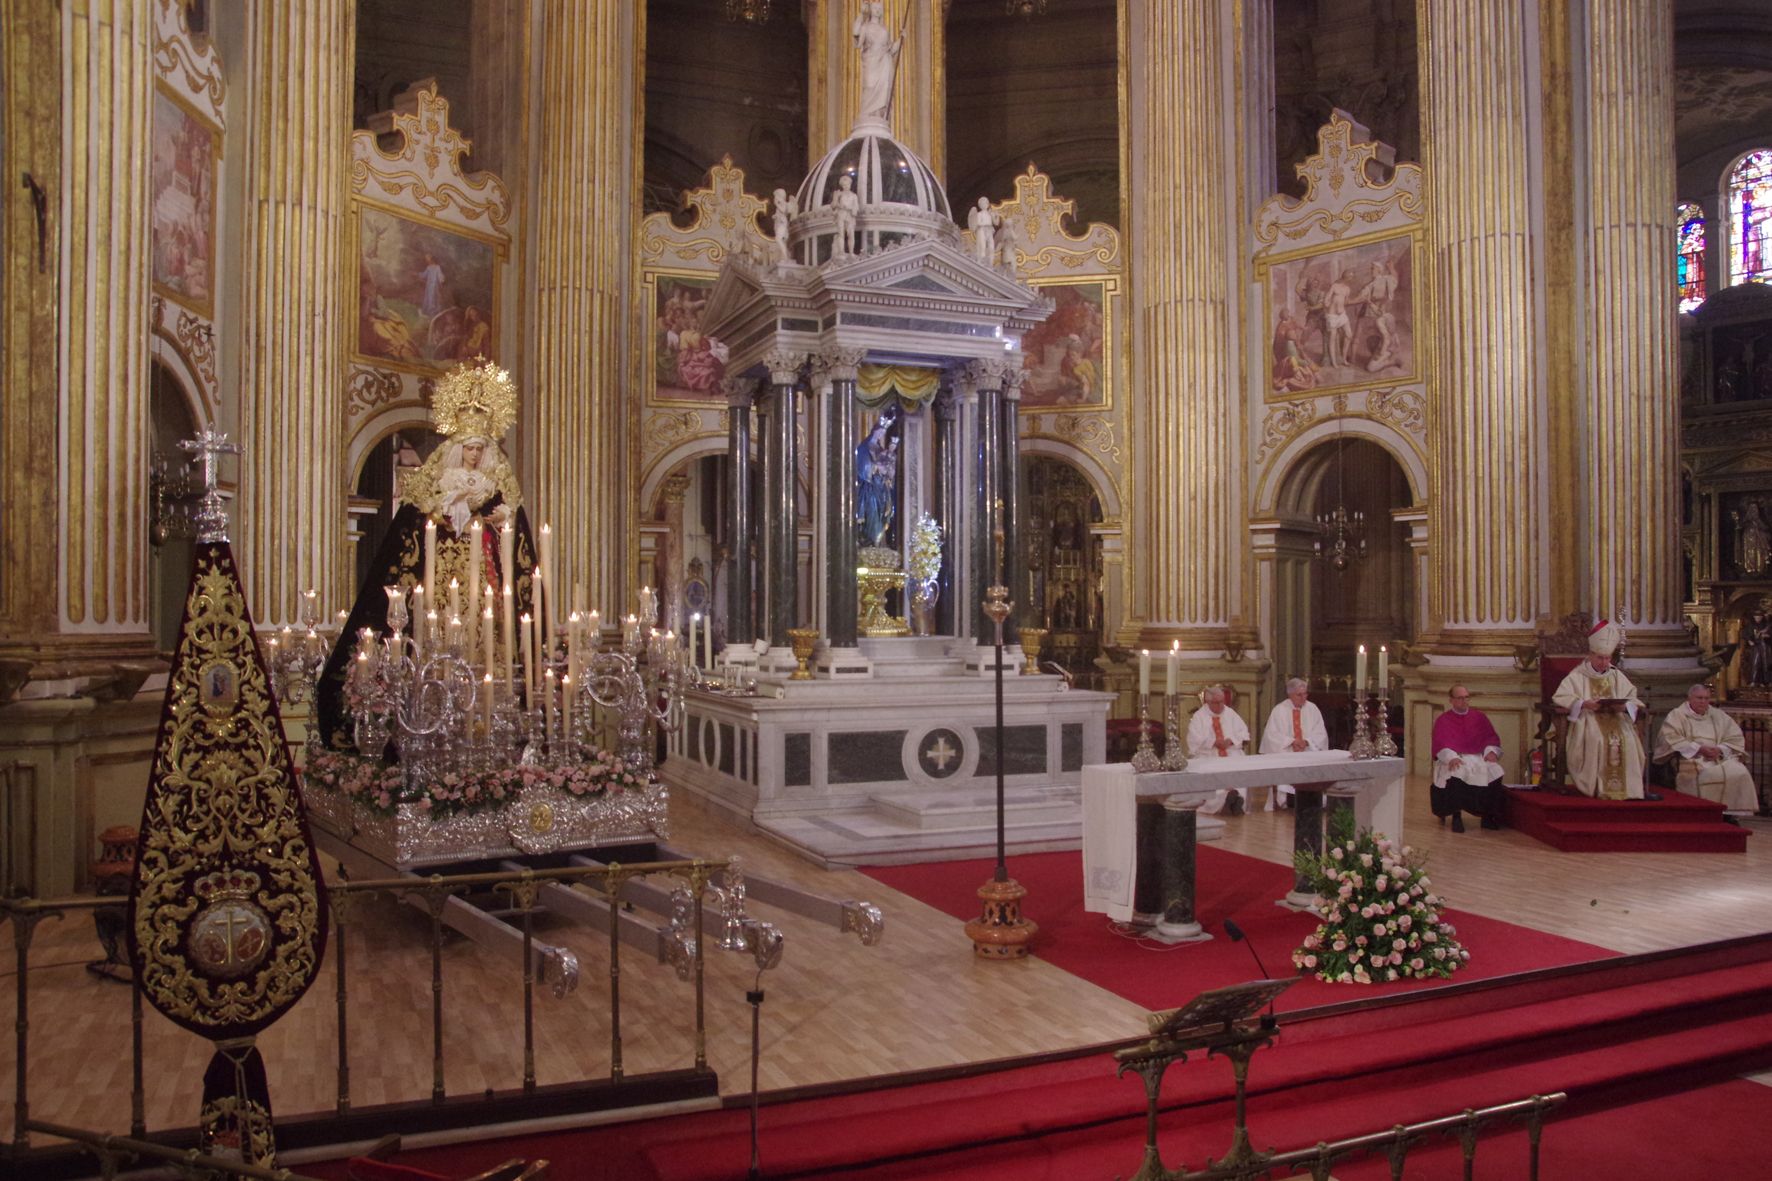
[721,375,759,408]
[764,349,807,387]
[965,357,1012,390]
[810,347,866,386]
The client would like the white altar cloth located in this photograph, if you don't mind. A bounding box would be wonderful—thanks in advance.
[1081,752,1406,921]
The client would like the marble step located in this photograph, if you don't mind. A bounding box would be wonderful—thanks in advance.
[872,786,1081,831]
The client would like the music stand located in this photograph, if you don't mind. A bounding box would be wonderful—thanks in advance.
[1114,978,1297,1181]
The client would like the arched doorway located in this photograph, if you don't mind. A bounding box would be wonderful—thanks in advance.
[350,427,445,595]
[642,452,732,654]
[1023,454,1107,687]
[1267,437,1417,724]
[148,361,198,652]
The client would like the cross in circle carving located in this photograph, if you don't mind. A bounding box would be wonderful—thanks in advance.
[925,735,958,771]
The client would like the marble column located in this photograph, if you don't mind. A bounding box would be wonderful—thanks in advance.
[236,0,354,627]
[528,0,633,619]
[999,363,1025,647]
[1578,0,1686,650]
[763,351,804,649]
[723,378,756,648]
[57,0,153,633]
[931,387,960,636]
[817,350,864,648]
[659,472,690,636]
[1419,1,1547,650]
[1128,0,1241,651]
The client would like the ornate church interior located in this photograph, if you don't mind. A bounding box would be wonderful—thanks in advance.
[6,1,1772,1178]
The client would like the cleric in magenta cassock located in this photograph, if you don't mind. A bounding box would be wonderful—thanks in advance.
[1430,685,1505,831]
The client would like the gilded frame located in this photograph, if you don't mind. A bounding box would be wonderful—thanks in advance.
[1019,274,1119,414]
[642,266,732,408]
[1255,226,1421,404]
[150,84,222,319]
[349,196,507,379]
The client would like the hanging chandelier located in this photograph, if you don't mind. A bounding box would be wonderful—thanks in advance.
[724,0,771,22]
[1005,0,1048,14]
[1315,434,1367,572]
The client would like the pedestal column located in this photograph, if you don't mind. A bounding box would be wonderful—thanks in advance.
[57,0,154,633]
[237,0,354,627]
[724,378,756,648]
[931,386,960,636]
[1419,1,1546,649]
[659,473,690,635]
[528,0,634,617]
[1578,0,1685,651]
[817,350,863,649]
[1128,1,1241,651]
[763,351,804,650]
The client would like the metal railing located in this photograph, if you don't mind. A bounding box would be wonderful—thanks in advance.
[3,857,725,1150]
[1166,1092,1565,1181]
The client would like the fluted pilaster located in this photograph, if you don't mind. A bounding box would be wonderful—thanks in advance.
[1421,0,1544,642]
[529,0,632,618]
[1581,0,1682,633]
[58,0,153,631]
[237,0,353,628]
[1130,1,1239,646]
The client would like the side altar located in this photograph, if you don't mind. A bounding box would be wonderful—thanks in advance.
[664,12,1112,864]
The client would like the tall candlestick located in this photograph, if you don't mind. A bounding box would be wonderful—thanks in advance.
[1378,644,1389,689]
[521,613,535,703]
[1166,639,1179,696]
[561,673,573,747]
[483,604,496,674]
[1138,648,1151,695]
[533,566,548,657]
[1356,643,1368,692]
[543,667,555,747]
[426,611,440,653]
[704,612,713,668]
[538,523,555,635]
[499,522,515,589]
[502,583,516,689]
[466,520,483,657]
[688,613,700,669]
[423,519,438,595]
[482,673,494,732]
[448,578,463,622]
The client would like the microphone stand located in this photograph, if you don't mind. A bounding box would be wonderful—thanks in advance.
[1224,918,1280,1031]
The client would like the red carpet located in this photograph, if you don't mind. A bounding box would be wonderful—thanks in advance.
[1505,786,1748,852]
[859,845,1618,1011]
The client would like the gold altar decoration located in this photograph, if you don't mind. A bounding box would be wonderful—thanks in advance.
[787,627,821,681]
[858,543,911,638]
[1019,626,1047,674]
[856,363,941,407]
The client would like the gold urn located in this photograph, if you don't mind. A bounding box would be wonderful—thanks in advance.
[786,627,821,681]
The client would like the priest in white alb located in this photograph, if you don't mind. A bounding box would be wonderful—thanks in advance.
[1655,682,1759,817]
[1259,678,1329,810]
[1551,619,1646,800]
[1189,686,1251,815]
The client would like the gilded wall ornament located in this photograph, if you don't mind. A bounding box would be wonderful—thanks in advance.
[349,85,510,231]
[1256,401,1320,464]
[347,367,404,419]
[1253,114,1424,251]
[1366,387,1428,439]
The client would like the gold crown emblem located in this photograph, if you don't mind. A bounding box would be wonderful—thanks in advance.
[431,356,518,440]
[193,867,262,903]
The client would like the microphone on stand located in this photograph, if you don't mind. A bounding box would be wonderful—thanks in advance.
[1224,918,1280,1030]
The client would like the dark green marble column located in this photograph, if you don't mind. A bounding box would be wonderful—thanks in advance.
[763,350,804,648]
[1290,787,1326,901]
[723,377,756,647]
[818,351,862,647]
[1158,796,1204,941]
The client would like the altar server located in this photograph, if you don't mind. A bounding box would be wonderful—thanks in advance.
[1189,686,1251,814]
[1551,619,1646,800]
[1431,685,1505,832]
[1656,683,1759,818]
[1259,678,1329,810]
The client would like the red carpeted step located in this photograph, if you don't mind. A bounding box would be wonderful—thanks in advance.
[1527,821,1747,853]
[1504,787,1748,852]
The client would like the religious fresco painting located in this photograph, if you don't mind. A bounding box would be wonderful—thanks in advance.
[1019,280,1108,410]
[1265,234,1417,398]
[651,273,729,403]
[150,89,219,316]
[354,203,499,375]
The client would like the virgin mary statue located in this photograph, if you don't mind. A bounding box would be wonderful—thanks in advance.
[317,359,538,749]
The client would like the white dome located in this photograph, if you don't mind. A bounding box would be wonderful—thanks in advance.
[795,129,951,220]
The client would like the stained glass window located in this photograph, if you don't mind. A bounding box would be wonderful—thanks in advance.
[1677,202,1706,312]
[1727,149,1772,286]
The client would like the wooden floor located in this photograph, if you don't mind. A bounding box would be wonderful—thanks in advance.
[5,777,1771,1139]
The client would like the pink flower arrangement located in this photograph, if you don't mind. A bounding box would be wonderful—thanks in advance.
[1291,811,1469,984]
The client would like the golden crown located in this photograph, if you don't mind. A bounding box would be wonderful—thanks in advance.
[193,867,262,904]
[431,356,517,440]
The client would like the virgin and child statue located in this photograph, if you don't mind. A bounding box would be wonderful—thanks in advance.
[316,360,538,750]
[856,407,901,549]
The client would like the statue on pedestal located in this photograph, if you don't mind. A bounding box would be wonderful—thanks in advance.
[852,0,903,126]
[856,406,901,549]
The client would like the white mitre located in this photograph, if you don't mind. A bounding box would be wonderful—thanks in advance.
[1588,619,1623,655]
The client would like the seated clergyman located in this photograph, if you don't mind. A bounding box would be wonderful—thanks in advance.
[1259,677,1328,810]
[1655,683,1759,820]
[1431,685,1504,833]
[1189,686,1250,815]
[1551,619,1646,800]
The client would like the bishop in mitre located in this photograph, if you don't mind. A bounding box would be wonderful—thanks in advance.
[1655,683,1759,816]
[1551,620,1646,800]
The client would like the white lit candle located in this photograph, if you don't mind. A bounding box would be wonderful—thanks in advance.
[561,673,573,746]
[423,518,438,595]
[466,519,483,656]
[689,613,700,669]
[533,565,547,657]
[1356,644,1368,692]
[481,673,494,731]
[538,523,555,633]
[1166,640,1179,697]
[543,667,555,746]
[521,612,535,702]
[703,613,713,668]
[483,604,496,675]
[1378,644,1389,689]
[502,583,516,689]
[448,578,463,623]
[499,522,515,589]
[1138,649,1151,695]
